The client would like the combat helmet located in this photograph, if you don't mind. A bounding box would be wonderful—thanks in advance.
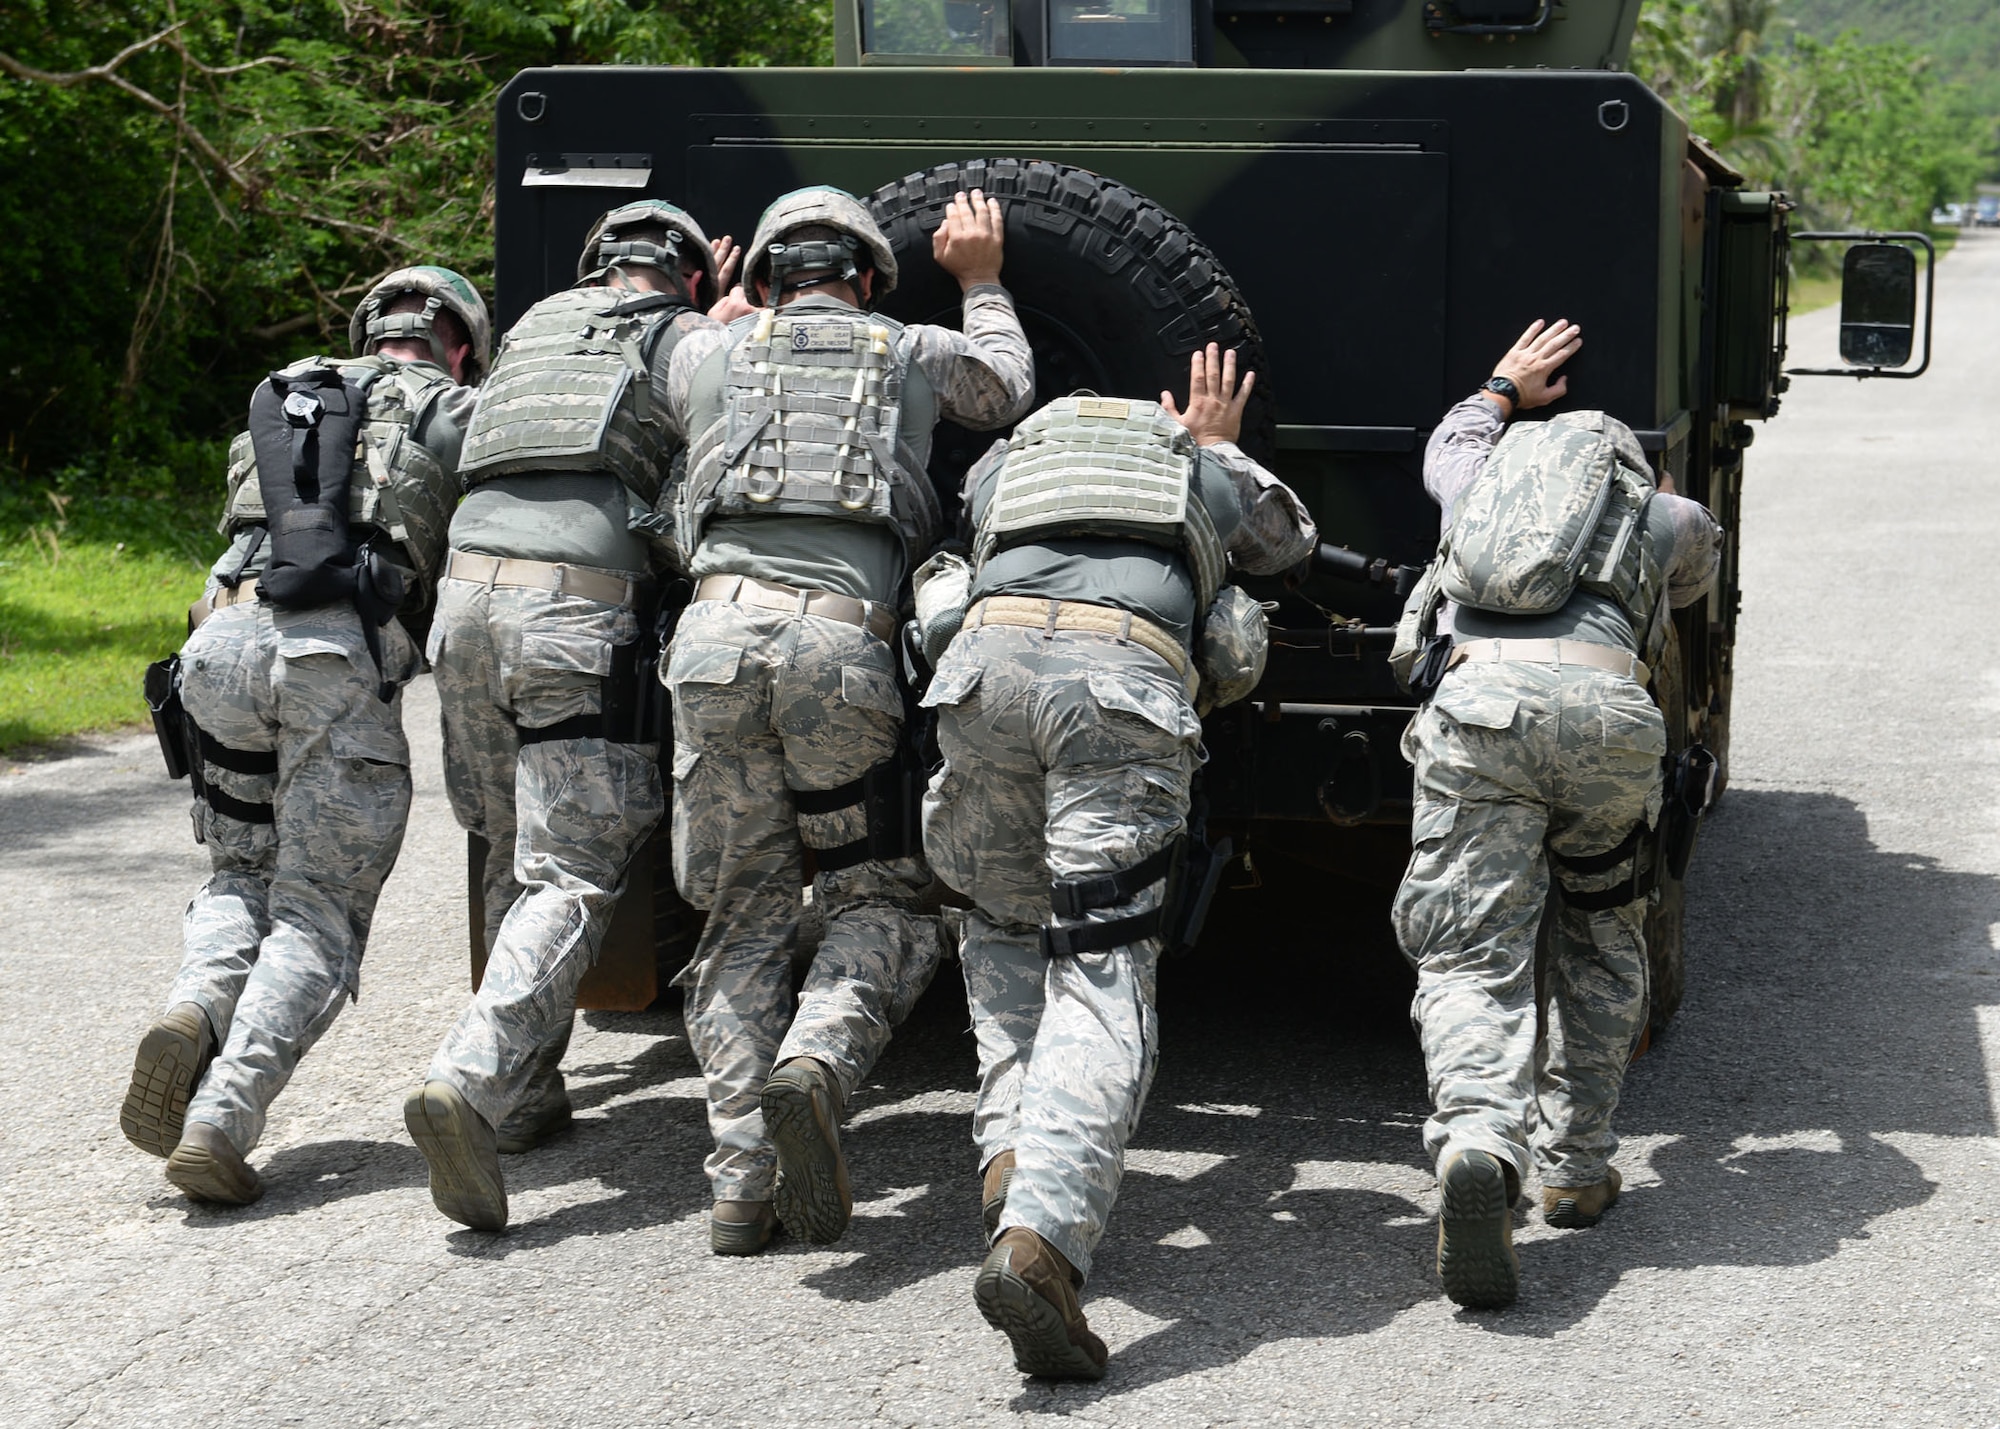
[576,199,719,299]
[349,266,492,382]
[747,186,900,306]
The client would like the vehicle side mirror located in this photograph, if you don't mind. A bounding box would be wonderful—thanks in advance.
[1784,230,1935,381]
[1838,243,1916,368]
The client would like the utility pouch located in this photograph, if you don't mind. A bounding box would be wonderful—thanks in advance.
[1408,633,1455,701]
[1662,742,1720,880]
[143,655,191,782]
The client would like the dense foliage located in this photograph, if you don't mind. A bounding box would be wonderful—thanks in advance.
[1634,0,1994,236]
[1,0,1987,496]
[0,0,832,494]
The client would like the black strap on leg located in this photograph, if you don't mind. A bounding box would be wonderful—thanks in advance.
[1551,821,1656,912]
[796,754,914,873]
[517,713,607,745]
[1041,838,1185,958]
[180,721,276,825]
[1050,842,1179,920]
[1042,907,1165,959]
[197,729,277,776]
[202,785,277,825]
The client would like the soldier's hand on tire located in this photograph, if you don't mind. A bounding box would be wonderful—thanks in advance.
[934,189,1005,289]
[1491,318,1582,412]
[1163,342,1255,448]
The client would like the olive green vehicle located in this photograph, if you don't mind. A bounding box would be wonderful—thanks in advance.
[486,0,1930,1023]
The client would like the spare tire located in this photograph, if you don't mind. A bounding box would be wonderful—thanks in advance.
[868,158,1276,500]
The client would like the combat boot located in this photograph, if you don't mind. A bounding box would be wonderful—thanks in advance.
[404,1080,508,1232]
[710,1200,778,1256]
[164,1121,263,1206]
[763,1057,852,1245]
[120,1002,215,1159]
[981,1150,1016,1241]
[1543,1166,1622,1228]
[1436,1148,1519,1310]
[497,1021,573,1154]
[974,1227,1108,1381]
[495,1073,572,1155]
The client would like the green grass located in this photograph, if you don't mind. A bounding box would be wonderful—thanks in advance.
[0,490,218,754]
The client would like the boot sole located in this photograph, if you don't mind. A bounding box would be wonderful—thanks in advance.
[1544,1182,1619,1229]
[495,1101,573,1156]
[710,1216,777,1256]
[764,1073,851,1245]
[404,1085,508,1232]
[120,1010,210,1159]
[1438,1152,1519,1309]
[974,1253,1107,1382]
[165,1139,263,1206]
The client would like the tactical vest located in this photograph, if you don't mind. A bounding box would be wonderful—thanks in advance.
[456,286,691,504]
[975,396,1229,616]
[224,355,460,595]
[1439,415,1669,664]
[678,306,939,558]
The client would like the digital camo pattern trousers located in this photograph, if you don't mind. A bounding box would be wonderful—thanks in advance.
[169,599,416,1154]
[425,571,663,1128]
[1391,660,1666,1190]
[665,600,941,1204]
[921,623,1200,1281]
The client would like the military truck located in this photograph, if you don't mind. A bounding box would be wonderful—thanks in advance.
[482,0,1932,1026]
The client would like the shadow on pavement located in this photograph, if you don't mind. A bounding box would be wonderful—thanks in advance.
[805,785,2000,1402]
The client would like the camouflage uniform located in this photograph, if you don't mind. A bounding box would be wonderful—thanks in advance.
[665,603,935,1198]
[925,434,1315,1280]
[423,578,664,1128]
[660,238,1035,1206]
[423,295,723,1132]
[1393,396,1722,1191]
[168,600,418,1152]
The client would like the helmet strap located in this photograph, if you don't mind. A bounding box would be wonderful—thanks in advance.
[365,294,450,369]
[765,236,864,309]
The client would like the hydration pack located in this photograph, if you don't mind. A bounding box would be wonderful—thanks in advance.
[457,286,692,504]
[679,306,939,559]
[244,363,404,696]
[975,395,1229,615]
[224,355,459,602]
[1438,410,1669,662]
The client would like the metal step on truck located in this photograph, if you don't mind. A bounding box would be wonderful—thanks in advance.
[479,0,1933,1028]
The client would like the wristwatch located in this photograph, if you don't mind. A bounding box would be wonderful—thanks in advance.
[1480,374,1522,411]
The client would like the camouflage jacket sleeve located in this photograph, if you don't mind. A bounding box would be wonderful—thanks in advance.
[1657,492,1723,609]
[1422,394,1508,532]
[663,312,732,442]
[906,283,1035,432]
[1202,441,1318,575]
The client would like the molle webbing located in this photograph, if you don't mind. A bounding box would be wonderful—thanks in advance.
[980,396,1226,613]
[681,307,938,556]
[456,287,686,502]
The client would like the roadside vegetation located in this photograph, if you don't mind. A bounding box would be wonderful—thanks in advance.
[0,0,1989,751]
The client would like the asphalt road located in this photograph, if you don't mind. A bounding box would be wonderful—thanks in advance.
[8,235,2000,1428]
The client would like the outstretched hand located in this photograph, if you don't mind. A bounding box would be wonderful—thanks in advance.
[1489,317,1582,412]
[1162,342,1255,448]
[933,189,1005,290]
[705,235,755,321]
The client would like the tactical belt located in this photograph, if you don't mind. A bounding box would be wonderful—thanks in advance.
[1042,839,1182,958]
[964,597,1190,681]
[1447,637,1649,688]
[695,573,898,644]
[444,550,640,609]
[212,578,260,610]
